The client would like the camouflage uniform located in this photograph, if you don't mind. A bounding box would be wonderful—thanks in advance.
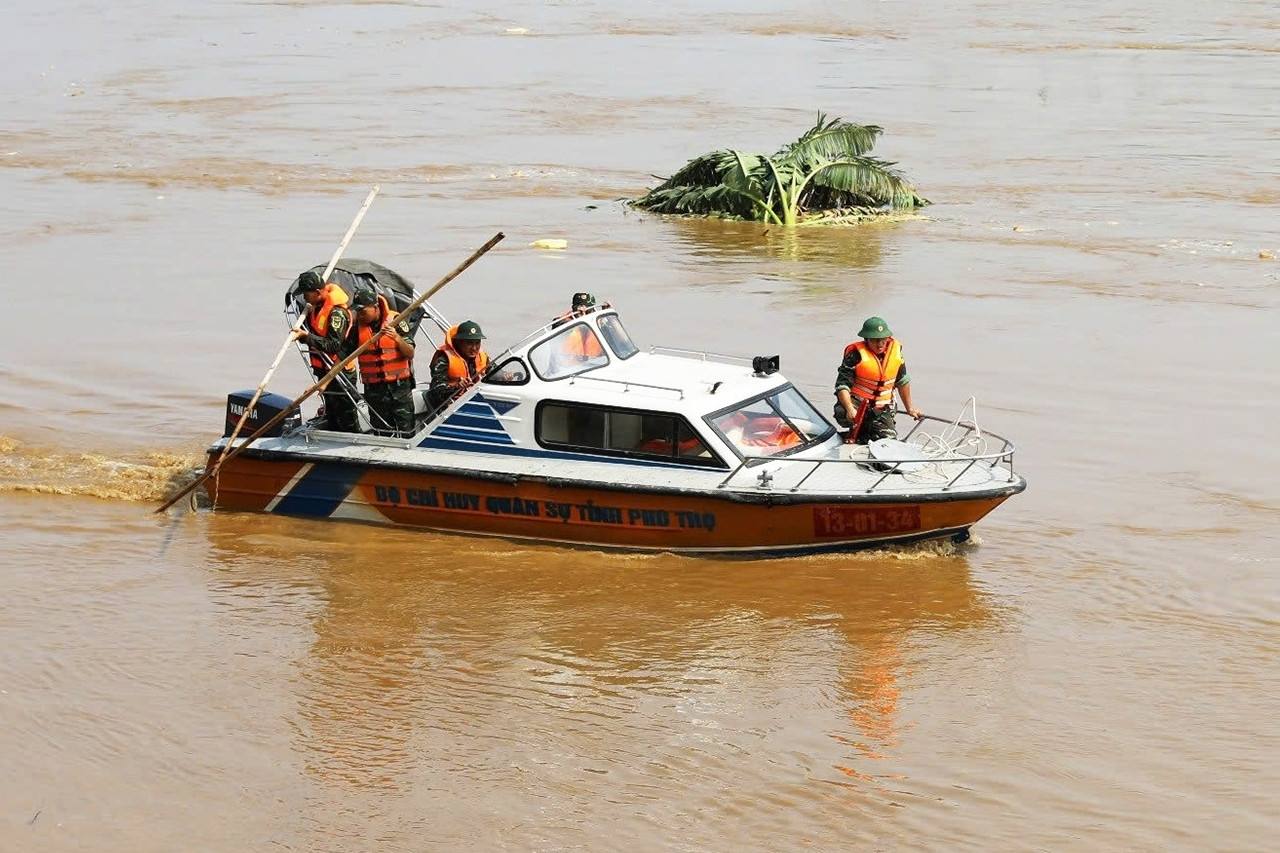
[350,288,417,436]
[427,352,461,410]
[833,347,910,444]
[301,301,360,433]
[427,320,488,411]
[363,375,415,436]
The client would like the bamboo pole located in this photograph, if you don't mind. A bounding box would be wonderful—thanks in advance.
[217,186,381,466]
[156,230,505,514]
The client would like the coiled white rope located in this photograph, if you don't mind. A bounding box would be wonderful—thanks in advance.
[903,397,990,483]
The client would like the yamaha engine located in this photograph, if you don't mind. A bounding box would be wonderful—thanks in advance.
[224,390,301,438]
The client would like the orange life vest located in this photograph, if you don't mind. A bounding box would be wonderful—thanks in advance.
[356,294,413,384]
[562,324,604,359]
[742,416,800,447]
[717,411,801,448]
[638,435,706,455]
[844,339,904,409]
[305,283,351,371]
[437,325,490,383]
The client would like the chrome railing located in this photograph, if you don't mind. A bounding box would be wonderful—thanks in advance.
[566,373,686,399]
[647,345,754,367]
[715,412,1019,494]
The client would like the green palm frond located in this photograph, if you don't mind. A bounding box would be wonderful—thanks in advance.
[718,150,766,195]
[779,112,883,164]
[629,112,929,225]
[633,149,772,220]
[806,158,925,209]
[651,151,729,192]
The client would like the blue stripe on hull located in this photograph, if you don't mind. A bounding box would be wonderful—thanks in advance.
[441,413,515,437]
[432,426,515,443]
[420,395,520,446]
[273,463,367,517]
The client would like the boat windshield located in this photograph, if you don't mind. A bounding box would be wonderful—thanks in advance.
[528,322,610,381]
[597,313,638,359]
[709,386,834,457]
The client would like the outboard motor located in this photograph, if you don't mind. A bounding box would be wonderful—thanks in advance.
[224,390,300,438]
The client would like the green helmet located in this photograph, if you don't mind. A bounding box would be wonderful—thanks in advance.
[454,320,485,341]
[571,292,596,309]
[298,270,324,292]
[858,316,893,339]
[350,287,378,309]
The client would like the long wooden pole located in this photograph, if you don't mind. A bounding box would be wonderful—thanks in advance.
[216,185,381,465]
[156,230,505,514]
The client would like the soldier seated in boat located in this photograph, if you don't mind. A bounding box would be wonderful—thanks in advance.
[427,320,489,412]
[833,316,922,445]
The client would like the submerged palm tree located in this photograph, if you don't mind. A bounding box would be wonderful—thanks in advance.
[629,113,929,227]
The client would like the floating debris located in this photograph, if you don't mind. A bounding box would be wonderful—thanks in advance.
[529,238,568,250]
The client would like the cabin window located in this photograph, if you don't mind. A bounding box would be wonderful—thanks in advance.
[536,402,724,467]
[529,322,610,381]
[708,385,834,458]
[483,357,529,385]
[597,314,638,359]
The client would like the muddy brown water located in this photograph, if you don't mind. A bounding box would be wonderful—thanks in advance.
[2,1,1279,850]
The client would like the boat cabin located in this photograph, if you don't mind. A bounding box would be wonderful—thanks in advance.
[412,305,839,471]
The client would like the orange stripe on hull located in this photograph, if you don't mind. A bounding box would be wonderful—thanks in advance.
[204,451,309,512]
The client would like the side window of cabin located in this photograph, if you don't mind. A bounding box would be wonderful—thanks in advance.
[676,421,712,459]
[537,403,722,467]
[483,357,529,385]
[539,403,606,448]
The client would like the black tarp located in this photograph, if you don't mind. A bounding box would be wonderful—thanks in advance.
[285,259,427,338]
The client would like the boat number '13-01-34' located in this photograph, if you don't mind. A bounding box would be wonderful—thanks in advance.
[812,506,922,538]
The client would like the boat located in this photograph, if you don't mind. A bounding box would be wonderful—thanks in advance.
[205,275,1026,557]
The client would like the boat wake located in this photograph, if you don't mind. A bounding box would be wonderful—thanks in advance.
[0,435,203,502]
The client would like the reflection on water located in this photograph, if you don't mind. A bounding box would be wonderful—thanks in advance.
[298,562,432,793]
[657,216,894,283]
[838,634,907,765]
[201,511,1002,798]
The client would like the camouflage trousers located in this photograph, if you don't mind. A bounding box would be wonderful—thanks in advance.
[364,376,416,436]
[316,368,360,433]
[833,403,898,444]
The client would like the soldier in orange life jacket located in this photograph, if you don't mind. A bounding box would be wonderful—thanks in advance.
[291,270,359,432]
[550,292,606,371]
[427,320,489,411]
[350,286,417,436]
[834,316,922,445]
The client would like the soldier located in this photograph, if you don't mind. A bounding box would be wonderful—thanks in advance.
[834,316,921,445]
[543,293,606,378]
[563,293,605,359]
[428,320,489,411]
[292,270,359,432]
[551,292,605,327]
[350,286,416,436]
